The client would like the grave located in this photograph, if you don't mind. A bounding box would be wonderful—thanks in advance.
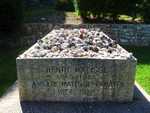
[16,25,137,102]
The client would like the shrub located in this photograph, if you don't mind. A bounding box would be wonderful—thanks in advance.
[75,0,144,21]
[140,1,150,23]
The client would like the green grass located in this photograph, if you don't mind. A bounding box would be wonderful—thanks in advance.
[136,64,150,93]
[0,49,23,96]
[0,47,150,96]
[118,15,143,22]
[124,46,150,94]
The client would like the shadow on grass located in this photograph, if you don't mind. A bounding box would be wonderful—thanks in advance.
[124,46,150,94]
[0,48,24,97]
[124,46,150,64]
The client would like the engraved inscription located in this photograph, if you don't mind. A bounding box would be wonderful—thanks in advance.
[32,80,123,88]
[46,64,103,74]
[31,63,123,96]
[31,80,124,96]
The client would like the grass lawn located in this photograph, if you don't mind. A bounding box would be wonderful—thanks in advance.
[0,49,23,96]
[0,46,150,97]
[124,46,150,94]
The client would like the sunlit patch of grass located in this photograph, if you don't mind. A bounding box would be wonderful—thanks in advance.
[118,14,143,22]
[136,64,150,94]
[118,15,133,21]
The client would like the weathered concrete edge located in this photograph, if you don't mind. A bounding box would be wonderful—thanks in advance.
[135,81,150,102]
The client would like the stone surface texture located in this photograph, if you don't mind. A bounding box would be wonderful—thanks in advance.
[16,25,137,102]
[20,27,132,58]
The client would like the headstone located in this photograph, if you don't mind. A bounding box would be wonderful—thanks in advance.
[16,25,137,102]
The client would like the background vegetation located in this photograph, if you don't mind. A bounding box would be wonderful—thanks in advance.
[0,0,23,48]
[0,0,23,33]
[75,0,150,23]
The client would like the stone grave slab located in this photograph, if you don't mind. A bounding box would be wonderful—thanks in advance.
[16,25,137,102]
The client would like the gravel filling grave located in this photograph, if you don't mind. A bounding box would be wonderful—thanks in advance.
[20,28,133,59]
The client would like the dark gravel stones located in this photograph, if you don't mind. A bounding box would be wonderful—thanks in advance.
[22,28,132,58]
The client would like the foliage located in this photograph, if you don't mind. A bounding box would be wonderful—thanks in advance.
[0,0,23,36]
[75,0,150,23]
[56,0,75,11]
